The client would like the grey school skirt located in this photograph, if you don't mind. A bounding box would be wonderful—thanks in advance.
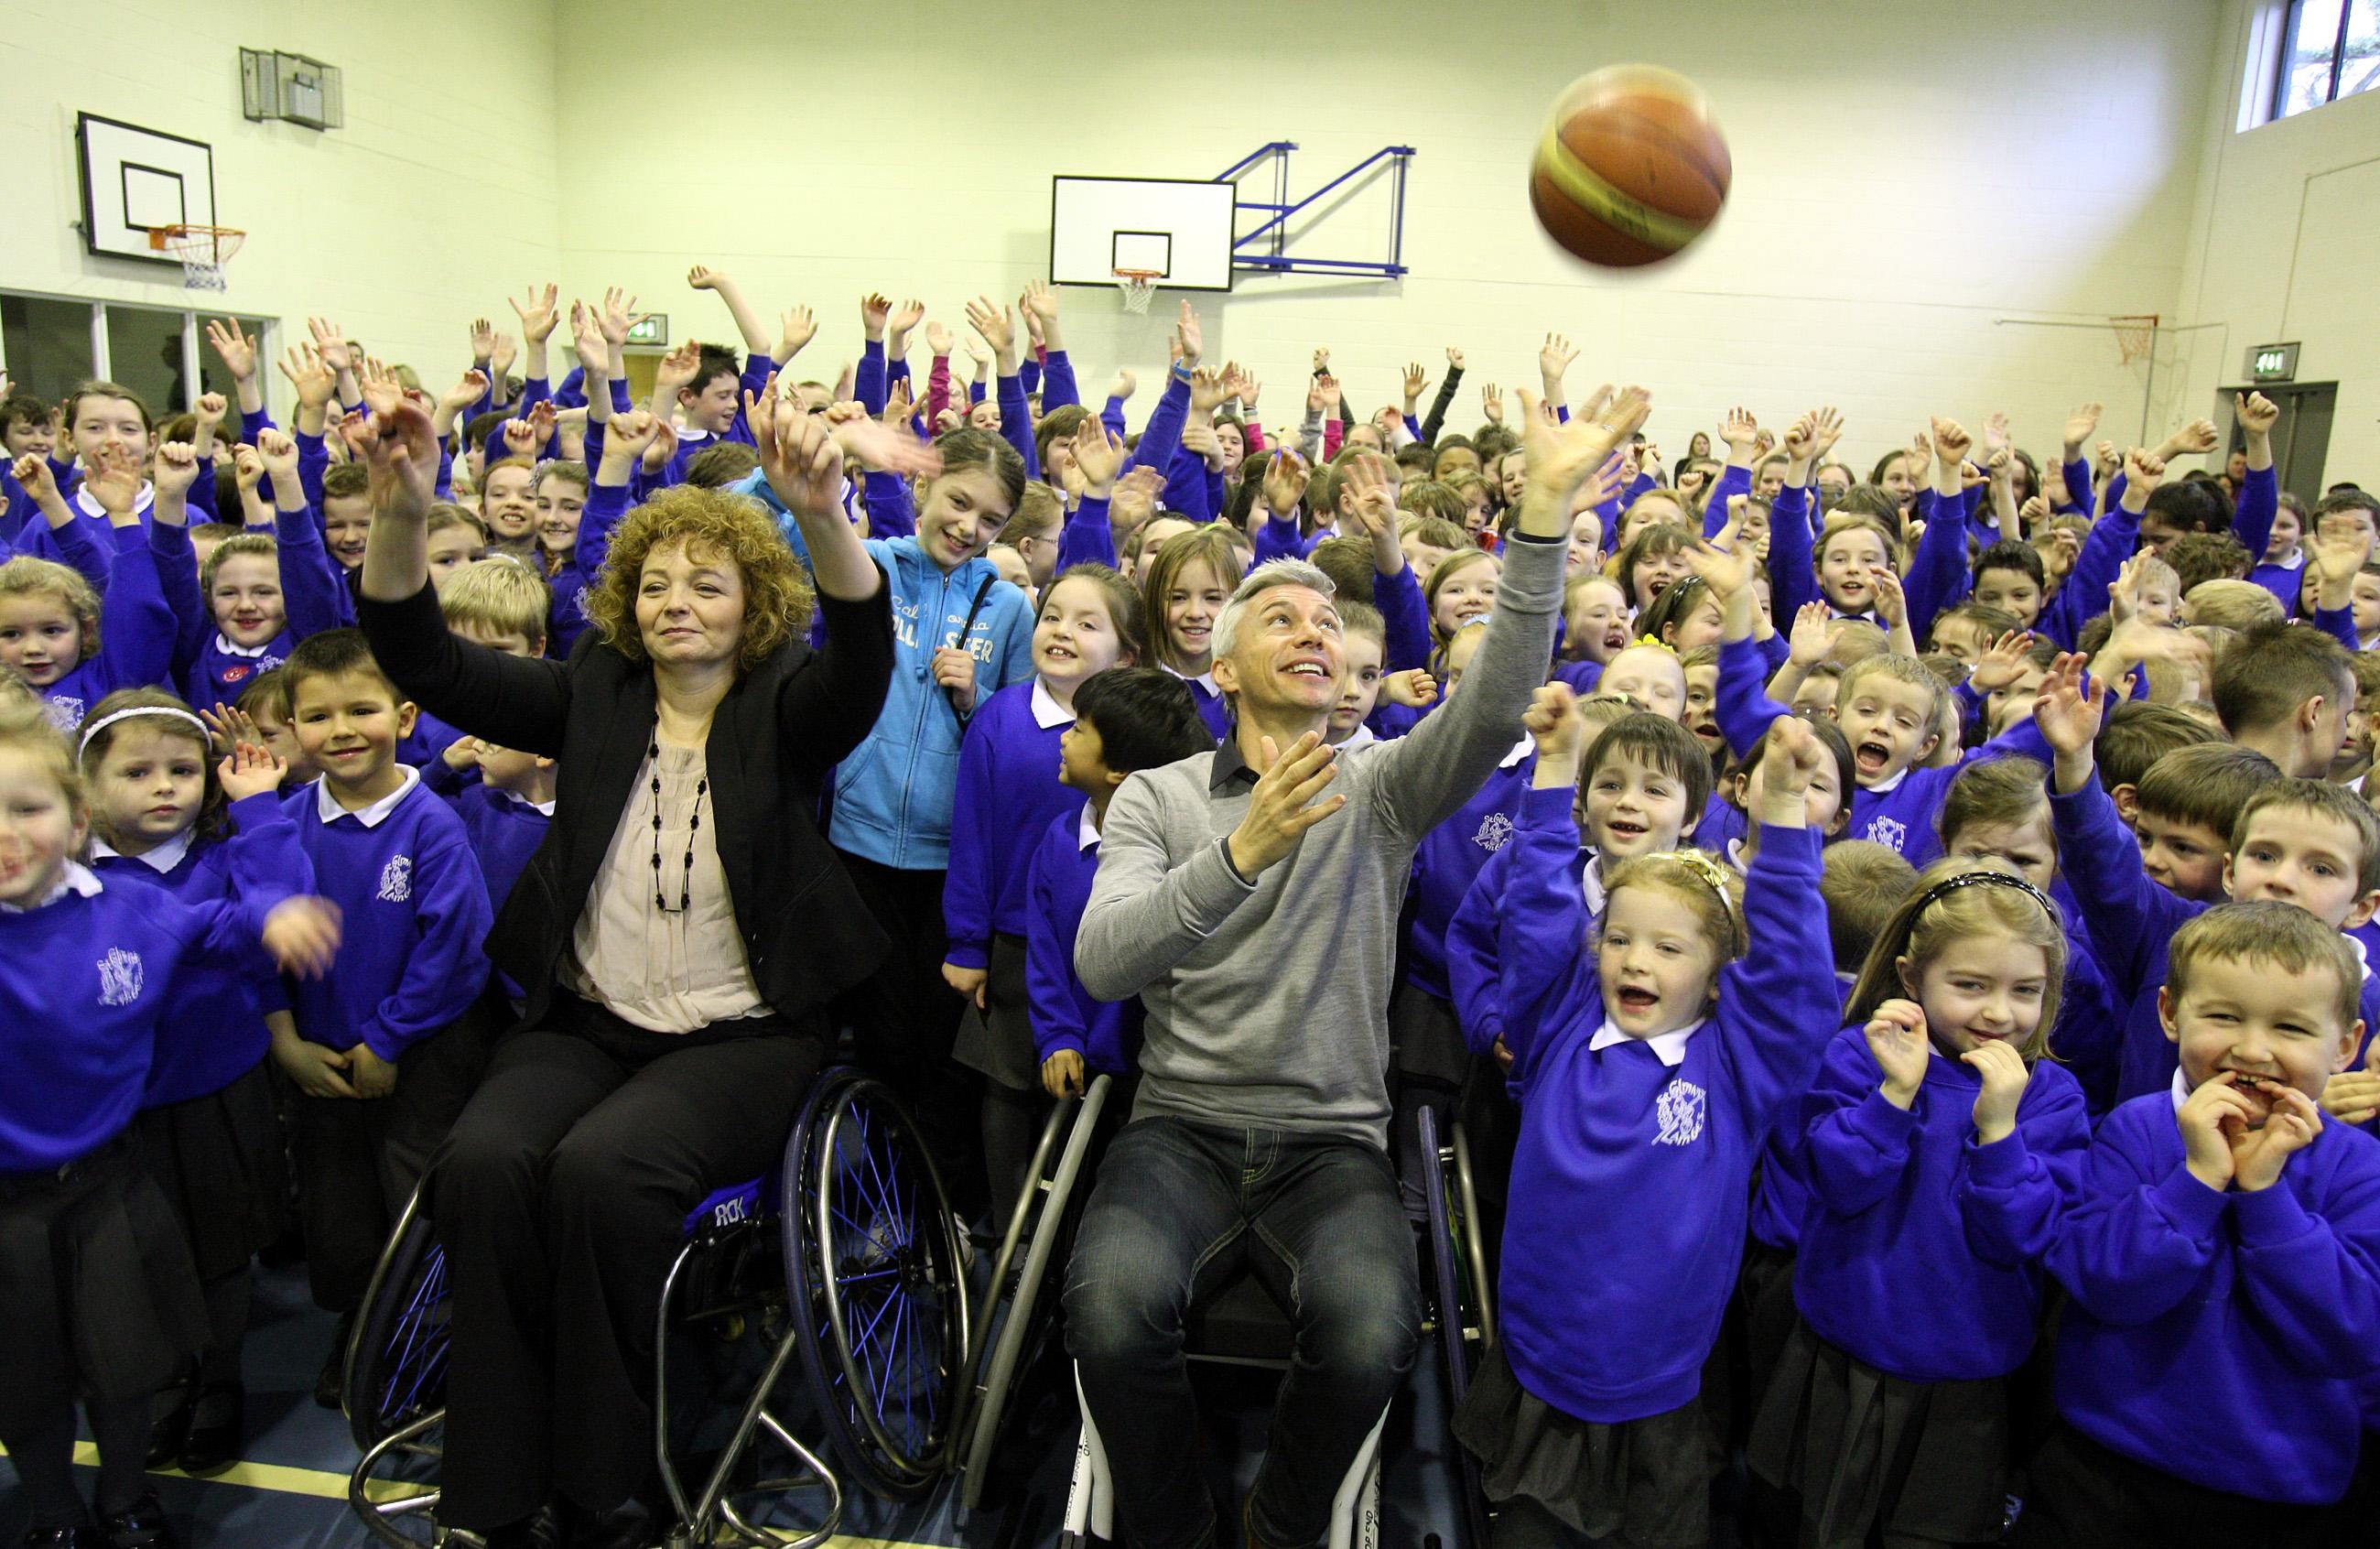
[1746,1316,2014,1547]
[1454,1340,1711,1549]
[951,932,1036,1091]
[0,1137,207,1428]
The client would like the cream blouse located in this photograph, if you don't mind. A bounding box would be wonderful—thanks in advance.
[564,742,766,1033]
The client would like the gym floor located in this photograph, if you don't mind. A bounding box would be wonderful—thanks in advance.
[2,1259,1479,1547]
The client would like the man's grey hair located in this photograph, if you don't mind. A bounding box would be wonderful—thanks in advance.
[1211,558,1338,666]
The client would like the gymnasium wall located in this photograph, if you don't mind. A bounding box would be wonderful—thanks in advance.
[554,0,2222,473]
[2168,0,2380,487]
[0,0,560,383]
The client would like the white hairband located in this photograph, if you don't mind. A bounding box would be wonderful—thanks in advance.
[78,706,211,756]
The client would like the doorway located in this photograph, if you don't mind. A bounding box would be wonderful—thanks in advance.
[2223,382,2337,509]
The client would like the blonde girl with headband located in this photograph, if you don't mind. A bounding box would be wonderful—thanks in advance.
[1748,859,2087,1549]
[77,688,312,1475]
[0,702,336,1544]
[1454,688,1840,1549]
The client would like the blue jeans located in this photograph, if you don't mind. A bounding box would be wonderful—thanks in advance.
[1063,1118,1422,1549]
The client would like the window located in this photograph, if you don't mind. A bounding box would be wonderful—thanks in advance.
[2275,0,2380,118]
[0,291,270,424]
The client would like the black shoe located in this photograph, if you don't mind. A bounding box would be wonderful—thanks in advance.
[459,1504,565,1549]
[176,1381,243,1474]
[20,1528,100,1548]
[564,1498,656,1549]
[95,1492,177,1549]
[314,1312,356,1411]
[144,1381,194,1469]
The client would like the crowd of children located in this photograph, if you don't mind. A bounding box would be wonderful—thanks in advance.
[4,263,2380,1549]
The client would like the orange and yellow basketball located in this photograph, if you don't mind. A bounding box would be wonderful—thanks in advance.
[1531,65,1731,267]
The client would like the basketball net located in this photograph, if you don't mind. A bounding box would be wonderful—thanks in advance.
[2110,313,2159,367]
[1114,269,1159,315]
[149,224,246,292]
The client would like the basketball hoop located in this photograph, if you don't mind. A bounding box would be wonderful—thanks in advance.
[1114,268,1160,315]
[2110,313,2159,367]
[148,223,246,292]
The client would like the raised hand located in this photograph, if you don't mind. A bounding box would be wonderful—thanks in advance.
[2235,390,2279,439]
[1539,331,1578,385]
[1810,406,1846,458]
[1788,602,1843,667]
[1964,1040,2030,1144]
[1982,411,2012,455]
[1338,451,1399,536]
[307,317,353,375]
[654,340,702,395]
[888,297,925,346]
[965,296,1016,362]
[1930,416,1972,470]
[279,343,336,410]
[1111,465,1163,533]
[603,407,662,466]
[1522,681,1585,771]
[1684,531,1755,601]
[440,369,491,416]
[502,418,538,460]
[9,453,61,510]
[489,330,517,382]
[2061,402,2103,451]
[1174,299,1203,365]
[1864,999,1933,1107]
[600,287,643,347]
[1402,362,1428,405]
[1382,668,1439,709]
[2122,446,2167,498]
[1515,384,1654,520]
[1968,629,2039,694]
[216,735,289,802]
[1445,345,1466,371]
[1190,366,1228,417]
[2158,417,2219,460]
[2311,512,2375,591]
[1317,375,1342,410]
[205,318,258,380]
[82,444,144,520]
[2031,652,2106,760]
[1720,406,1759,458]
[470,316,496,363]
[510,283,559,342]
[1073,419,1127,495]
[1481,383,1504,424]
[923,319,952,358]
[1227,733,1345,877]
[1109,367,1139,403]
[860,291,892,341]
[1021,279,1061,330]
[1261,449,1312,516]
[349,395,443,527]
[229,444,265,499]
[151,439,200,502]
[255,427,300,479]
[748,389,850,519]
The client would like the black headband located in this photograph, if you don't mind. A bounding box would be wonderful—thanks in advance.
[1911,868,2061,925]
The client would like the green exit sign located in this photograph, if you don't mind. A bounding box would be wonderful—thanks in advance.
[625,314,669,346]
[2245,341,2298,383]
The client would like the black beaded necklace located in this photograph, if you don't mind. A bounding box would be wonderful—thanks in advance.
[649,742,708,914]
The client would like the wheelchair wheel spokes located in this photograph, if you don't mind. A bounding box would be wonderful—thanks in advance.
[348,1188,452,1455]
[785,1070,968,1500]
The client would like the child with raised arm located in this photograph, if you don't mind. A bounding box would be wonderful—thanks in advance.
[2,447,175,729]
[2015,904,2380,1546]
[0,705,337,1546]
[79,691,308,1474]
[1456,698,1837,1549]
[1747,858,2088,1548]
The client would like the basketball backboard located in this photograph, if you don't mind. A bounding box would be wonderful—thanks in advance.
[75,114,216,266]
[1049,177,1236,292]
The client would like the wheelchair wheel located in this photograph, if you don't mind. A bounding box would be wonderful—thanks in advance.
[1419,1107,1493,1549]
[783,1067,970,1500]
[957,1073,1113,1511]
[345,1184,450,1454]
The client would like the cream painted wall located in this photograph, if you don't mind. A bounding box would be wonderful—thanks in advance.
[0,0,559,404]
[2169,0,2380,487]
[554,0,2219,472]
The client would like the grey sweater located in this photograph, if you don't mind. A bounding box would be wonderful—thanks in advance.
[1076,533,1565,1147]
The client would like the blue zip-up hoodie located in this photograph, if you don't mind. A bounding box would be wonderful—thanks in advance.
[1492,785,1836,1424]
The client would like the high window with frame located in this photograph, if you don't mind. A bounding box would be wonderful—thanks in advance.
[2274,0,2379,118]
[0,291,273,419]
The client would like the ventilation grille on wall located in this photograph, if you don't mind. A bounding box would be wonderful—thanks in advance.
[241,49,343,130]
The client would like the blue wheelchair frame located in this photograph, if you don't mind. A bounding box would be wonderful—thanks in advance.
[343,1065,968,1548]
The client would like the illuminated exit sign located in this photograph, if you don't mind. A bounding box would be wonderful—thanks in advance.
[2245,341,2299,383]
[625,314,668,346]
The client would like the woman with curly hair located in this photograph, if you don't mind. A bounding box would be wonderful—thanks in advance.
[354,386,924,1548]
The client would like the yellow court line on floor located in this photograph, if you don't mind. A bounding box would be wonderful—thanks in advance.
[5,1441,952,1548]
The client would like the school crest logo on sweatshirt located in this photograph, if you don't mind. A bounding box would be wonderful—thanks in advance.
[1863,816,1907,852]
[377,855,413,904]
[1473,812,1514,853]
[1653,1077,1706,1146]
[97,948,145,1008]
[44,696,84,731]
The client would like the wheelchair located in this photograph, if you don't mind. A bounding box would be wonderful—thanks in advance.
[947,1074,1498,1549]
[343,1065,969,1548]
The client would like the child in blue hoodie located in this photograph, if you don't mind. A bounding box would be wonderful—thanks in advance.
[1455,690,1837,1549]
[1748,859,2089,1548]
[2018,903,2380,1545]
[741,423,1033,1207]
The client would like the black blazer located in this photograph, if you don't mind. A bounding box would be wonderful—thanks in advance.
[357,580,895,1028]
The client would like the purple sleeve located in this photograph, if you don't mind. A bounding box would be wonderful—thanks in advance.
[855,341,887,417]
[1801,1040,1920,1217]
[940,718,1001,970]
[1702,463,1752,538]
[1124,374,1192,482]
[2036,506,2138,649]
[2046,776,2194,1002]
[1956,1078,2090,1268]
[96,526,177,691]
[2043,1128,2225,1325]
[2100,471,2127,518]
[2230,1168,2380,1370]
[240,408,274,443]
[862,471,916,540]
[1768,482,1817,620]
[609,377,633,415]
[1025,834,1088,1065]
[996,373,1037,473]
[1493,785,1602,1078]
[1042,350,1081,410]
[1401,413,1423,444]
[1903,489,1972,645]
[434,446,455,503]
[295,432,330,519]
[1163,448,1213,520]
[2232,465,2278,562]
[552,366,587,411]
[146,521,210,677]
[272,496,345,642]
[2061,457,2093,514]
[2312,604,2361,653]
[1716,635,1792,757]
[576,479,632,581]
[1019,354,1041,397]
[43,512,113,601]
[1056,496,1117,569]
[1101,395,1127,439]
[1373,565,1433,674]
[1445,848,1509,1056]
[1252,512,1312,566]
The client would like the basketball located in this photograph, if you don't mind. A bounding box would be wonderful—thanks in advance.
[1531,64,1731,267]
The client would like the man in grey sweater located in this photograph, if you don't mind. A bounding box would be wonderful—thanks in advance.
[1066,387,1652,1549]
